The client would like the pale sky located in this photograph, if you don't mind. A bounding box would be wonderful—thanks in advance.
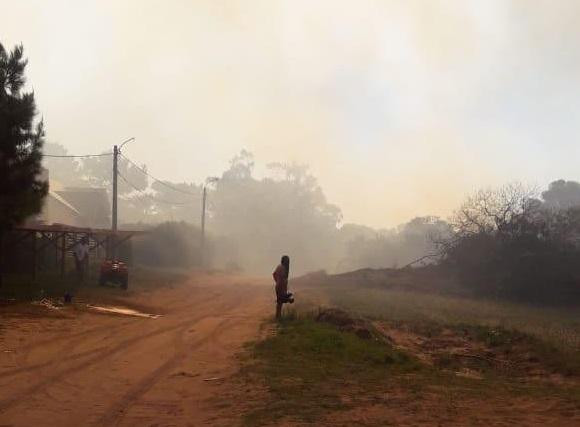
[3,0,580,227]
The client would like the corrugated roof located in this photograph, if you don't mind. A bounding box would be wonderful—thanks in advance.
[15,224,145,236]
[49,191,81,215]
[56,187,111,228]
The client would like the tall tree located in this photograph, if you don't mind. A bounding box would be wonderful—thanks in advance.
[0,42,48,285]
[0,43,47,227]
[211,151,343,273]
[542,180,580,210]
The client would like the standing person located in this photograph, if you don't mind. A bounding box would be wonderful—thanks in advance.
[73,236,89,284]
[273,255,293,319]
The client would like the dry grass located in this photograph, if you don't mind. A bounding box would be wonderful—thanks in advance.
[297,280,580,352]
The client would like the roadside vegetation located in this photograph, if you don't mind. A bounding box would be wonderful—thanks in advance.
[325,284,580,351]
[242,273,580,426]
[242,312,420,425]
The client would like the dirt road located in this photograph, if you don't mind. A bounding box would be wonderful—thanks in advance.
[0,273,270,426]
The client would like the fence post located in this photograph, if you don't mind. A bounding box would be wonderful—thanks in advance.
[60,232,66,278]
[32,232,37,281]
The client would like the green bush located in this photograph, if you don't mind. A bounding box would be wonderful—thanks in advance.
[132,221,209,268]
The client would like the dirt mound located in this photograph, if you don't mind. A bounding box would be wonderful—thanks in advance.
[374,321,579,382]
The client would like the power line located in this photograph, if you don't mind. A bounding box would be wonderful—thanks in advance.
[117,171,194,206]
[43,152,113,158]
[118,172,193,206]
[120,153,198,196]
[45,137,129,158]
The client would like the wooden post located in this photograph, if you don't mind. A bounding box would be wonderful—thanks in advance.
[60,232,66,278]
[54,233,58,268]
[86,233,90,282]
[32,232,37,281]
[127,238,133,266]
[201,185,206,267]
[112,145,119,260]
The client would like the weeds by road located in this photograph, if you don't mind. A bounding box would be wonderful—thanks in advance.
[242,313,420,426]
[309,280,580,351]
[241,272,580,426]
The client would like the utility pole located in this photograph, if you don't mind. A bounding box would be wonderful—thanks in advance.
[110,138,134,259]
[112,145,119,232]
[111,144,119,259]
[200,177,219,268]
[200,185,207,267]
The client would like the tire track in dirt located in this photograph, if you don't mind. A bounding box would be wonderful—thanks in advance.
[97,317,235,426]
[16,321,134,353]
[0,292,220,381]
[9,321,136,379]
[0,292,242,413]
[0,346,108,379]
[11,285,218,356]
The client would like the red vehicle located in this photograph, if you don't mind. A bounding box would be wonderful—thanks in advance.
[99,260,129,289]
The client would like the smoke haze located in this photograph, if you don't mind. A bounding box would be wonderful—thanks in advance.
[3,1,580,227]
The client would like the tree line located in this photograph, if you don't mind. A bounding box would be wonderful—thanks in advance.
[44,143,456,274]
[44,142,580,299]
[4,41,580,305]
[435,181,580,305]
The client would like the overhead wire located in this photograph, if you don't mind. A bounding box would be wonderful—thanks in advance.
[44,147,198,205]
[43,152,113,158]
[120,153,198,196]
[44,136,131,158]
[117,171,194,206]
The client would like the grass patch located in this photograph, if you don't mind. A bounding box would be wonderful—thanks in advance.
[243,313,420,425]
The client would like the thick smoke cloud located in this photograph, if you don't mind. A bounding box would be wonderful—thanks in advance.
[5,1,580,228]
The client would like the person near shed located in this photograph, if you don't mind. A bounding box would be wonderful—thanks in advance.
[272,255,294,319]
[73,236,90,283]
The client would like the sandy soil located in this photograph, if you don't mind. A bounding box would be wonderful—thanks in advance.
[0,273,270,427]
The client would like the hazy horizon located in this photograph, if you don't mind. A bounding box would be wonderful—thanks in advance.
[4,0,580,228]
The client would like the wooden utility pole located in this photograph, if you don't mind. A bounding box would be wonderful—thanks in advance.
[200,185,207,267]
[200,177,219,268]
[111,144,119,259]
[110,138,134,259]
[112,144,119,232]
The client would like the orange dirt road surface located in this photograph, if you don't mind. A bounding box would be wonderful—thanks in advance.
[0,273,270,426]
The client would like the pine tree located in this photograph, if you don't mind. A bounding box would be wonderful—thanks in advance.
[0,42,48,285]
[0,42,48,228]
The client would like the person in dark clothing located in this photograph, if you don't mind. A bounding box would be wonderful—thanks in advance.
[272,255,293,319]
